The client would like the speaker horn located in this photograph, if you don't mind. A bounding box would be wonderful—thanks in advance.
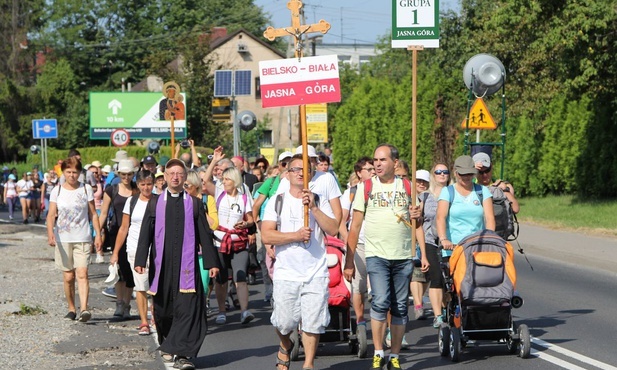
[237,110,257,132]
[463,53,506,97]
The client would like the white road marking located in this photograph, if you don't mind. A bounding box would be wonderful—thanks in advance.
[532,337,617,370]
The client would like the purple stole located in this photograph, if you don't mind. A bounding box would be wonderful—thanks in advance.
[148,190,196,295]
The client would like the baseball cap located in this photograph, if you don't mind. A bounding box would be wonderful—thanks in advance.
[8,174,16,180]
[159,155,170,166]
[278,151,293,162]
[26,171,32,175]
[416,170,430,183]
[142,155,157,165]
[472,152,491,168]
[454,155,478,175]
[155,170,164,178]
[165,158,187,171]
[295,145,318,158]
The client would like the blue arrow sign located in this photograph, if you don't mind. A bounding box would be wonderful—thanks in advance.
[32,119,58,139]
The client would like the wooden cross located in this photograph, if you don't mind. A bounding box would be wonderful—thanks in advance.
[262,0,331,227]
[263,0,331,60]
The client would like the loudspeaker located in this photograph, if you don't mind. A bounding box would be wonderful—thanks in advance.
[147,141,160,154]
[30,145,40,154]
[463,54,505,96]
[237,110,257,131]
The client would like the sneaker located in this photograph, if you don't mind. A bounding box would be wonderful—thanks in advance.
[370,354,386,369]
[387,357,402,370]
[401,335,409,350]
[114,301,124,317]
[78,310,91,322]
[215,313,226,325]
[8,215,13,220]
[384,328,391,348]
[240,310,255,324]
[247,274,256,285]
[64,311,76,320]
[23,219,28,225]
[95,254,105,264]
[415,307,426,320]
[102,286,117,299]
[433,315,444,328]
[123,304,131,319]
[173,356,195,370]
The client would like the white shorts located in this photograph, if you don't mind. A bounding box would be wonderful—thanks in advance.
[127,252,149,292]
[271,277,330,335]
[352,243,367,294]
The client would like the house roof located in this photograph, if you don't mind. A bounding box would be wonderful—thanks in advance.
[210,28,286,59]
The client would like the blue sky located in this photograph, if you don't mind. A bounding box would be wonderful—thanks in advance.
[254,0,459,44]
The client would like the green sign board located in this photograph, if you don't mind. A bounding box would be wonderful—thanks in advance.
[392,0,440,48]
[89,92,187,139]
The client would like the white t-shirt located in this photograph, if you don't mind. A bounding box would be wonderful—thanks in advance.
[213,187,254,247]
[341,187,366,243]
[50,184,94,243]
[16,179,33,196]
[263,191,334,282]
[276,171,342,202]
[122,196,149,255]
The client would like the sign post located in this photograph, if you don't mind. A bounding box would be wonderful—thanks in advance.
[32,118,58,172]
[392,0,440,252]
[263,0,335,226]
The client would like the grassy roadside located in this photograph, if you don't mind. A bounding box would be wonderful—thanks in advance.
[517,195,617,237]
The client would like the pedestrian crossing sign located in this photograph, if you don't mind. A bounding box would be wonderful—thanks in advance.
[461,98,497,130]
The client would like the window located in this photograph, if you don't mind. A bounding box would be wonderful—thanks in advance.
[260,130,273,147]
[255,77,261,99]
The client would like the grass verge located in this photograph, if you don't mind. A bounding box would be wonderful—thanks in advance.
[518,195,617,236]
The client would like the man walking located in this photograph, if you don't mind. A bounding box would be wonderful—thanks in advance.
[135,158,220,370]
[344,144,426,370]
[261,154,339,370]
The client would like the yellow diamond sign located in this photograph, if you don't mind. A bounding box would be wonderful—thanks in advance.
[461,98,497,130]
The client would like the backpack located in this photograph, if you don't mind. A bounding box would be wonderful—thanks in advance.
[273,192,320,230]
[216,191,248,215]
[445,184,518,241]
[489,187,519,241]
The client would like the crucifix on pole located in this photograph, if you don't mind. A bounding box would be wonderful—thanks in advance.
[263,0,331,227]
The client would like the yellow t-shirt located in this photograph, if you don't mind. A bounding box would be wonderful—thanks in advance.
[352,177,412,260]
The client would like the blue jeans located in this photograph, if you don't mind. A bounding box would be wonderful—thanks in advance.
[366,256,412,325]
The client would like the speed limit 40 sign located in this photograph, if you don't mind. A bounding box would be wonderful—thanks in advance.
[111,129,130,147]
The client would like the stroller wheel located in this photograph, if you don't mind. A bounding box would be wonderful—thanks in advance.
[356,324,368,358]
[438,324,450,357]
[290,329,301,361]
[507,324,518,354]
[518,324,531,359]
[449,327,461,362]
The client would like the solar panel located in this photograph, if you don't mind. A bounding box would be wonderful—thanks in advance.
[214,70,232,97]
[234,70,252,96]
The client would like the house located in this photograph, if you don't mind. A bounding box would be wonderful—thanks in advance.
[133,28,300,162]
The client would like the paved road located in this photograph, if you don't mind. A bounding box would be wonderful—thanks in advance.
[1,208,616,369]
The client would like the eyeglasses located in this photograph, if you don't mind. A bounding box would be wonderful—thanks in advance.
[288,167,303,173]
[479,168,492,175]
[361,167,375,172]
[166,172,184,178]
[257,165,266,169]
[183,183,192,189]
[434,170,450,175]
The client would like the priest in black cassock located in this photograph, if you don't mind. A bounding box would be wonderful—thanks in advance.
[135,158,220,370]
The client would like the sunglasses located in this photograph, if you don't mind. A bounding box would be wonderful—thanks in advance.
[434,170,450,175]
[479,168,492,175]
[288,167,303,173]
[183,183,193,189]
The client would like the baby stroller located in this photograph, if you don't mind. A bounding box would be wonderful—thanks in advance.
[437,230,530,362]
[290,235,368,360]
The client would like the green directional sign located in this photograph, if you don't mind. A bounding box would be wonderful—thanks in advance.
[89,92,187,139]
[392,0,440,48]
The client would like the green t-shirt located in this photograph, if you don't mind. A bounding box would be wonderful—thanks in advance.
[257,175,281,199]
[352,177,412,260]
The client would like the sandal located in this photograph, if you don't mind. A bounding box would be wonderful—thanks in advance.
[138,323,150,336]
[160,351,174,363]
[275,342,293,369]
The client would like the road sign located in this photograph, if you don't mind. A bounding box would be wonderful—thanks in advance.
[32,119,58,139]
[111,129,130,147]
[306,103,328,143]
[259,55,341,108]
[89,92,187,139]
[392,0,440,48]
[461,98,497,130]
